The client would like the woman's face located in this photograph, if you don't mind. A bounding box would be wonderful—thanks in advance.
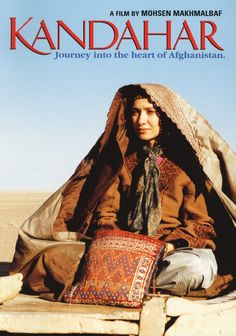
[130,98,161,146]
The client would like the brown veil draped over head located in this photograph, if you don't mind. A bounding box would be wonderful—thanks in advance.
[11,84,236,290]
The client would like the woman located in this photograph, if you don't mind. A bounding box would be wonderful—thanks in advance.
[10,84,236,300]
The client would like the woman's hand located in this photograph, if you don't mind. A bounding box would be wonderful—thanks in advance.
[163,242,175,257]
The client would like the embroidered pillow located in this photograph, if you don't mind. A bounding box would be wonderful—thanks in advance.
[63,229,164,308]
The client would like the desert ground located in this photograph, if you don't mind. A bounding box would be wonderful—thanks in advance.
[0,191,52,263]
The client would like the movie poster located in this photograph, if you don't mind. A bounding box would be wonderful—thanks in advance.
[1,0,234,192]
[0,0,235,333]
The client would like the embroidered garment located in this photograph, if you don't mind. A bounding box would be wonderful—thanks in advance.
[63,229,164,307]
[94,156,217,250]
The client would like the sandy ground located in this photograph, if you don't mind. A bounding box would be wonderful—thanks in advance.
[0,191,52,262]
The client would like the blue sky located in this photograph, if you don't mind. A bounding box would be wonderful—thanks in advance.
[0,0,235,190]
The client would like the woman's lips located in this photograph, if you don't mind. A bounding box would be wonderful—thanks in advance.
[138,128,151,132]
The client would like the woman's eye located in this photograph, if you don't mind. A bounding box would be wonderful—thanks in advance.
[131,110,139,116]
[147,110,156,115]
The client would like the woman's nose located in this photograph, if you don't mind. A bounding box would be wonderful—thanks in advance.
[138,111,147,124]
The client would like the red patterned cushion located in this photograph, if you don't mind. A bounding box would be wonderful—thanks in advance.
[63,229,164,308]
